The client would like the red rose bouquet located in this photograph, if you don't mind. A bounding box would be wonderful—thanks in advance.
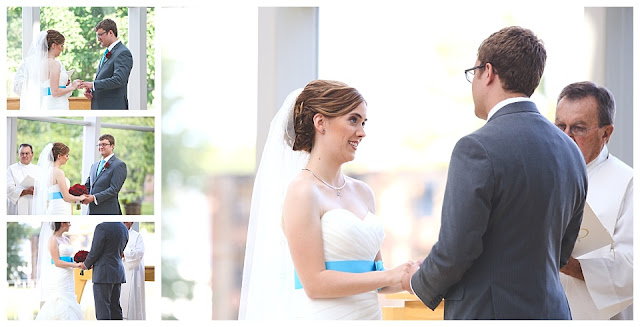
[74,250,89,263]
[69,183,88,210]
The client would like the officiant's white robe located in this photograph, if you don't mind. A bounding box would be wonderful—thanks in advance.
[7,162,39,215]
[560,146,633,319]
[121,228,146,320]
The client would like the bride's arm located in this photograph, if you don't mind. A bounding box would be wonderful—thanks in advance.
[48,59,78,97]
[282,177,410,299]
[49,236,82,268]
[53,169,84,203]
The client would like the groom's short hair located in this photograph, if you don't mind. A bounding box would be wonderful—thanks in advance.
[96,18,118,37]
[99,134,116,146]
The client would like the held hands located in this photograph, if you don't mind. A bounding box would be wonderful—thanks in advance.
[81,194,95,205]
[70,79,83,90]
[80,81,94,89]
[401,259,423,294]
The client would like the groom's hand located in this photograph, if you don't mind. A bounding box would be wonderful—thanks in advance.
[84,88,93,100]
[81,81,94,89]
[402,261,421,294]
[82,194,95,204]
[81,262,87,270]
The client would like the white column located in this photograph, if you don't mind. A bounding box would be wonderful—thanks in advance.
[128,7,148,110]
[7,118,18,167]
[81,117,101,215]
[584,7,633,166]
[22,7,40,57]
[257,7,318,166]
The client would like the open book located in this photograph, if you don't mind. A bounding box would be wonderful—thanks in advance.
[20,175,35,188]
[572,203,613,257]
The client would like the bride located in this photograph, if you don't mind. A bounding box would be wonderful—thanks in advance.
[33,143,87,215]
[240,80,413,319]
[36,222,84,320]
[16,30,82,110]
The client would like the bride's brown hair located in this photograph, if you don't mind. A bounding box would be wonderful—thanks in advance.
[293,80,365,152]
[52,142,70,161]
[46,30,65,50]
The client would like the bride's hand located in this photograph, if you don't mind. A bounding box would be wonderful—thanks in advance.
[385,262,412,286]
[78,194,87,202]
[71,79,82,90]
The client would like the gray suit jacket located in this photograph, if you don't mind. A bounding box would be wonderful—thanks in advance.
[85,155,127,215]
[91,41,133,109]
[411,101,588,319]
[83,222,129,284]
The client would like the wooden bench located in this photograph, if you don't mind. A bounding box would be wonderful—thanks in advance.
[74,266,155,303]
[382,292,444,320]
[8,97,91,110]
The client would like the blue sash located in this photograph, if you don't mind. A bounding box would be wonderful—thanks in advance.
[49,192,63,200]
[43,85,66,96]
[294,260,384,289]
[51,256,73,264]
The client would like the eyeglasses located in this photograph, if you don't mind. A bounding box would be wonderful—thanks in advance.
[96,31,107,38]
[97,143,112,148]
[555,123,599,137]
[464,64,486,83]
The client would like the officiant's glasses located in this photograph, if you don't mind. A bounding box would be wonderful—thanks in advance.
[97,142,112,148]
[465,64,486,83]
[554,123,599,137]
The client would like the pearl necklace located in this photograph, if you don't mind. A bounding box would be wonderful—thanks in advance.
[302,168,346,197]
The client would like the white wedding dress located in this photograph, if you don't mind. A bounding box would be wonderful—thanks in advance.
[292,209,385,319]
[46,177,71,215]
[41,58,70,110]
[36,236,83,320]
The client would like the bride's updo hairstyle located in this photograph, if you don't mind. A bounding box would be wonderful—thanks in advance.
[46,30,65,50]
[292,80,365,153]
[52,142,69,161]
[54,222,63,231]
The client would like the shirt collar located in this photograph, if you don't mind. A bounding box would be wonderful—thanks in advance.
[108,39,121,52]
[102,153,115,163]
[487,97,534,121]
[586,144,609,173]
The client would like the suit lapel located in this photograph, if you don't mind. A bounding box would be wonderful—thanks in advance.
[96,156,115,180]
[96,42,121,76]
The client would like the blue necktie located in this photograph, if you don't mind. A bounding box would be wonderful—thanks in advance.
[97,159,105,177]
[99,48,109,68]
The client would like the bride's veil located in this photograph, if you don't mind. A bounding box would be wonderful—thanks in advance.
[33,143,54,215]
[238,89,309,319]
[20,31,48,111]
[36,222,55,302]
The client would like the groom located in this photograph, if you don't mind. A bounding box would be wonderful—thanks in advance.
[82,222,129,320]
[82,18,133,109]
[83,134,127,214]
[402,27,588,319]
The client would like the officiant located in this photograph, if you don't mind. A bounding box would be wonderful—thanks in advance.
[555,82,633,320]
[7,143,40,215]
[121,222,146,320]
